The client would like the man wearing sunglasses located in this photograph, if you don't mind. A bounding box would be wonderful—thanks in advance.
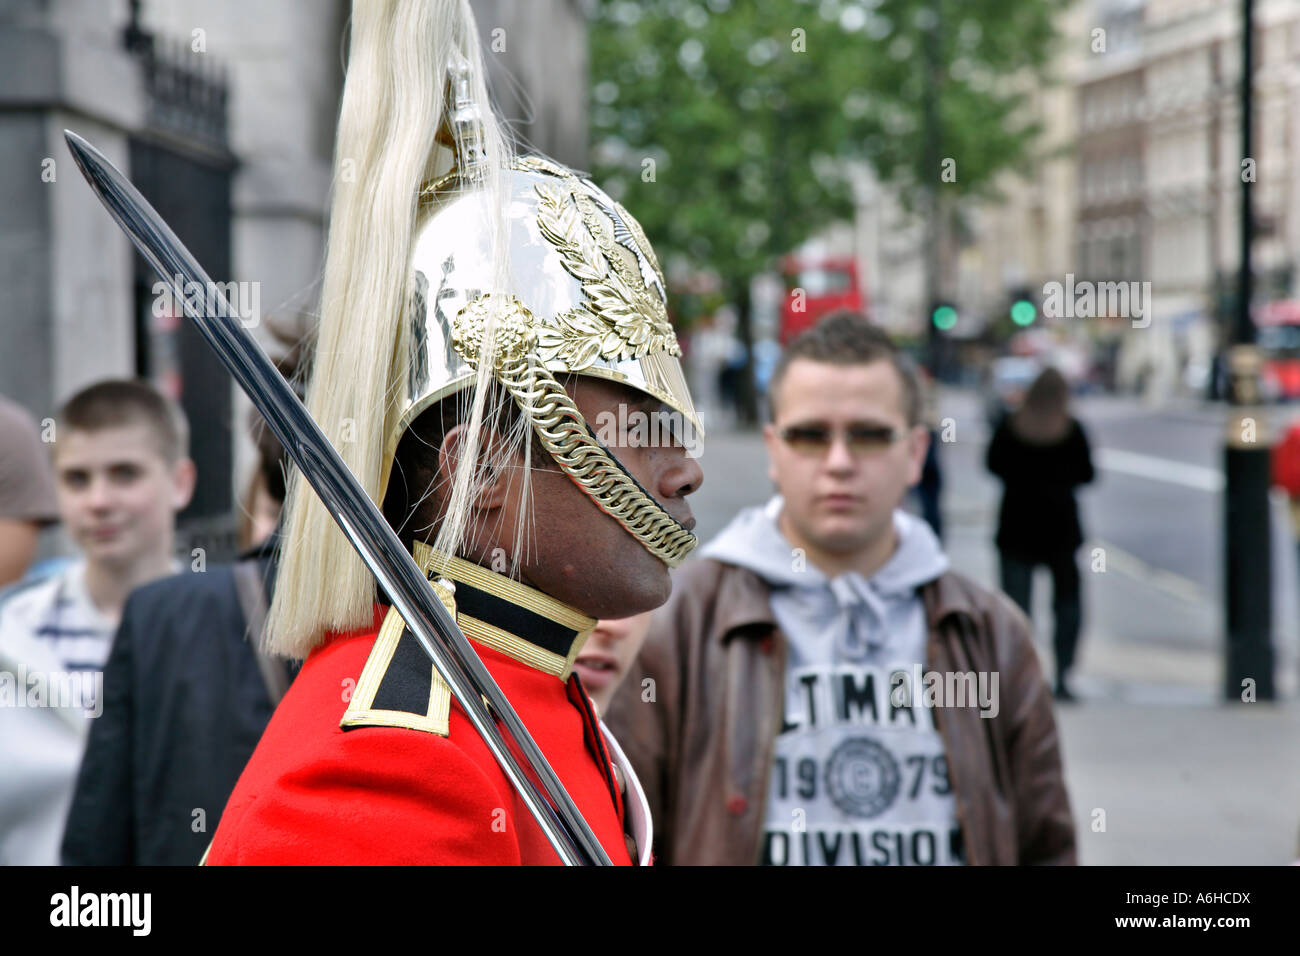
[605,312,1075,865]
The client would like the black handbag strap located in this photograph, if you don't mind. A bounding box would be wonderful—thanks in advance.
[231,559,289,707]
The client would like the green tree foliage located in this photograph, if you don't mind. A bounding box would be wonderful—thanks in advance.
[589,0,1062,298]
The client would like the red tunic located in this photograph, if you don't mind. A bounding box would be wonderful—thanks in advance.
[205,602,633,866]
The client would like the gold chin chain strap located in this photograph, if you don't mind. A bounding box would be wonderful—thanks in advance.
[495,350,697,567]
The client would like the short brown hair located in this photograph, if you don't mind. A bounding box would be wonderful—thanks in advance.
[769,311,921,425]
[57,379,189,463]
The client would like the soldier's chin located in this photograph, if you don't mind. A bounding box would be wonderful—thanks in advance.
[583,547,671,619]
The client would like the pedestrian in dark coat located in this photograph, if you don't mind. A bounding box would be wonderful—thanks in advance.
[986,366,1095,701]
[60,536,290,865]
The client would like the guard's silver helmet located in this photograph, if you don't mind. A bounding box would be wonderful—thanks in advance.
[381,155,703,567]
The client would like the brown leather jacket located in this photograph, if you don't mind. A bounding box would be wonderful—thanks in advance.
[604,558,1077,866]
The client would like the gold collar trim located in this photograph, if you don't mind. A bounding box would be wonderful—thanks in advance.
[412,541,595,680]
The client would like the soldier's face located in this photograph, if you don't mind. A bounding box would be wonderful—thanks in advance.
[513,378,703,618]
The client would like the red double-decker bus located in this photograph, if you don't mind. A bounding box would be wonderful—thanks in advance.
[779,255,865,345]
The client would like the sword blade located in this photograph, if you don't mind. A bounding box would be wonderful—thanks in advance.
[63,129,611,866]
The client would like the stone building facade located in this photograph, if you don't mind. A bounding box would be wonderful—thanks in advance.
[0,0,589,558]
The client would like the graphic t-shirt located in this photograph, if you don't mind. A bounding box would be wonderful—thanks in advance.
[760,570,963,866]
[700,499,963,866]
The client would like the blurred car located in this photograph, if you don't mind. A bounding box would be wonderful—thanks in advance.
[983,355,1042,427]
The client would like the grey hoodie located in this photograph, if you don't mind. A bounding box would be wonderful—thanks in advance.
[701,495,962,866]
[702,496,950,664]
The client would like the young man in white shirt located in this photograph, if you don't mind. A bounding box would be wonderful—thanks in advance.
[0,380,194,864]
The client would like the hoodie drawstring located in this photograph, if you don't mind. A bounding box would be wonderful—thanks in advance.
[829,576,889,661]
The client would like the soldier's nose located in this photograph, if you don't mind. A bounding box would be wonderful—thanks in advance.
[661,449,703,499]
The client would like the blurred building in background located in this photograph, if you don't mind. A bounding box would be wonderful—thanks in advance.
[911,0,1300,402]
[968,0,1300,400]
[791,3,1087,361]
[1071,0,1146,392]
[0,0,588,561]
[1137,0,1300,399]
[952,0,1089,374]
[851,163,926,338]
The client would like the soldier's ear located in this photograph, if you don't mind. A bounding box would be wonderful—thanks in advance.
[435,425,465,488]
[437,425,510,511]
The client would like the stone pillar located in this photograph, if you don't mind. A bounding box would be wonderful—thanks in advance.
[0,2,142,420]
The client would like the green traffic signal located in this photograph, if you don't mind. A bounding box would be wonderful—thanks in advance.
[1010,299,1036,326]
[932,305,957,331]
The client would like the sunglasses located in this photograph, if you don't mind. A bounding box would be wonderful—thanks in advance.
[778,423,904,457]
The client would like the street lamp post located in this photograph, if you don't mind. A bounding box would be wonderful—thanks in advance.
[922,0,944,378]
[1223,0,1275,701]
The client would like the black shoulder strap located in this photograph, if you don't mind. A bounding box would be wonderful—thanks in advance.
[232,559,289,707]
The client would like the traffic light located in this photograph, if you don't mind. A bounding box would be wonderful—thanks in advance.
[1009,286,1037,327]
[931,303,958,331]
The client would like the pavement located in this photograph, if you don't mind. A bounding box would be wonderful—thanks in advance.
[686,388,1300,865]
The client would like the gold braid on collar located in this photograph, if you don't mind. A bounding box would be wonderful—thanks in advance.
[412,541,595,680]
